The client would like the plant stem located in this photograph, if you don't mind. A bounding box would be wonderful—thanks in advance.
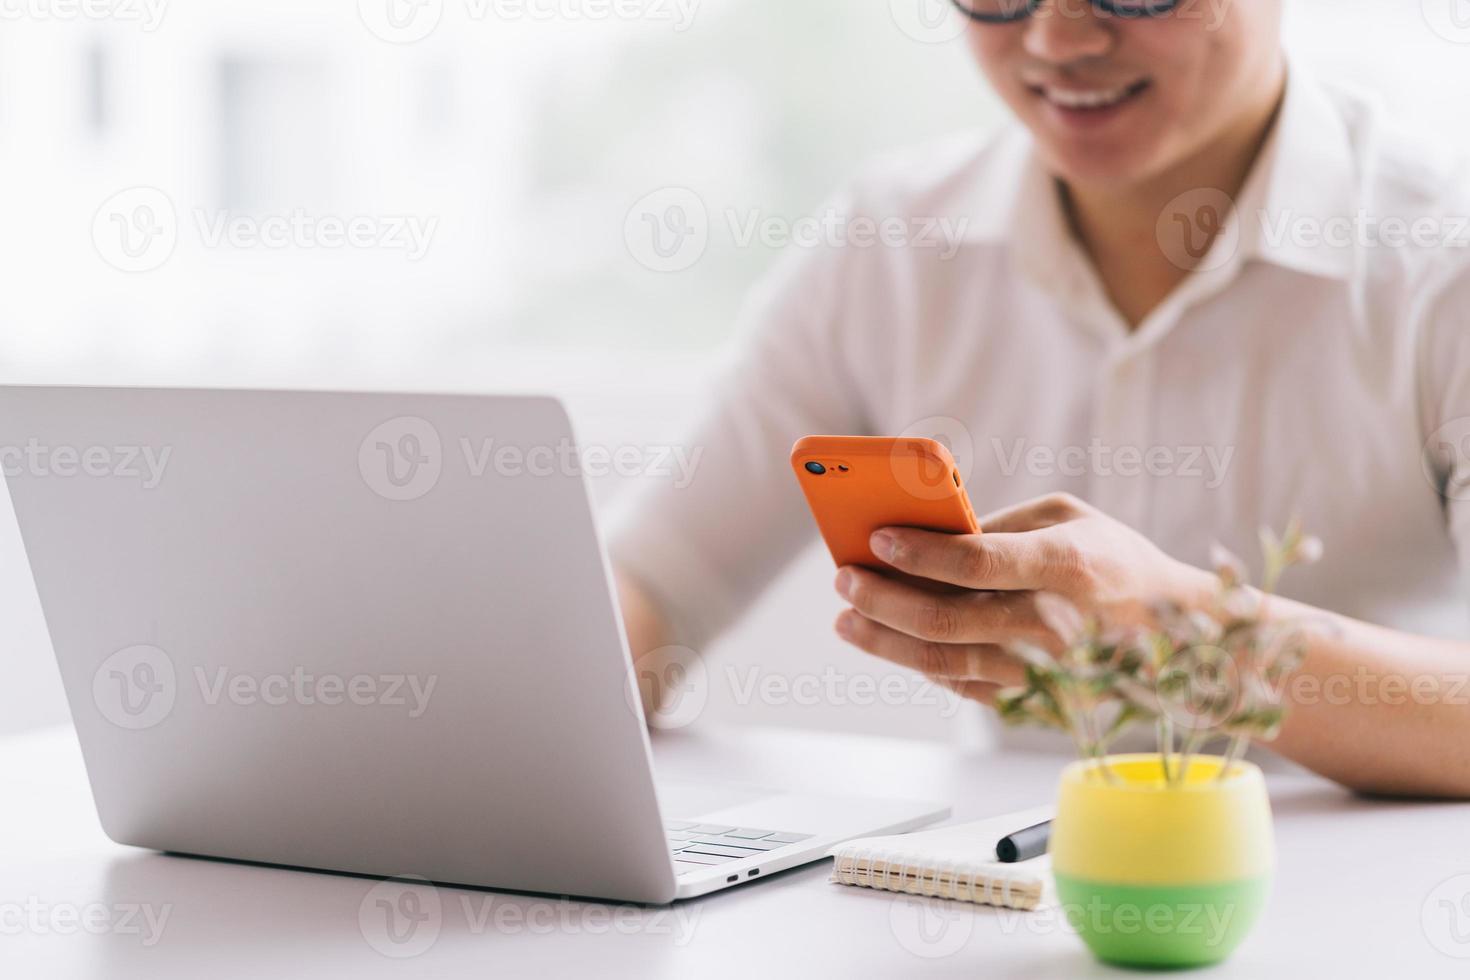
[1156,717,1174,784]
[1176,730,1205,785]
[1216,734,1248,781]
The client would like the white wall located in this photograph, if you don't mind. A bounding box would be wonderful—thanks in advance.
[2,1,1467,736]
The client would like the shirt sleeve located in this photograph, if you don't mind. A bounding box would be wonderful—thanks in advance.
[1417,257,1470,600]
[605,231,873,650]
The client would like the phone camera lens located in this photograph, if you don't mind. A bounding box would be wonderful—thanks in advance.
[805,462,827,475]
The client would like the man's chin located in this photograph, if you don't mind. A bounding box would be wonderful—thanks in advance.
[1035,142,1170,196]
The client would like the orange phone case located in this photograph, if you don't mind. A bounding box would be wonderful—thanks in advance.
[790,436,980,576]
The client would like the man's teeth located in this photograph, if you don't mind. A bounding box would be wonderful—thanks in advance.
[1042,85,1136,110]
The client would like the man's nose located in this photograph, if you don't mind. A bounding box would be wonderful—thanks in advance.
[1021,0,1116,63]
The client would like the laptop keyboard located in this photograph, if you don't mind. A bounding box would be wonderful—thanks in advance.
[665,821,814,877]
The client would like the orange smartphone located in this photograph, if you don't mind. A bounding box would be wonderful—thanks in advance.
[790,436,980,579]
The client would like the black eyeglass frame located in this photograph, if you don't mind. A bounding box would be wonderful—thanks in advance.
[952,0,1181,24]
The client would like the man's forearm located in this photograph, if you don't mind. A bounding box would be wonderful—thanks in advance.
[614,568,679,719]
[1264,596,1470,798]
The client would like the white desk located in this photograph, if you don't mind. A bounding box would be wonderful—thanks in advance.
[5,724,1469,978]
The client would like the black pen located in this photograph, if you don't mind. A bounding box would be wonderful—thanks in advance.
[995,820,1052,863]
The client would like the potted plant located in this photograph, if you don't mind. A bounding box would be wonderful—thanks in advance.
[996,522,1322,968]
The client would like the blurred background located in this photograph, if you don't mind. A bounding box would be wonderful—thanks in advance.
[4,0,1468,737]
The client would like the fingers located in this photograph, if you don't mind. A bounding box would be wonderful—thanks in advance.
[868,526,1062,591]
[834,566,1045,645]
[834,609,1025,687]
[974,492,1091,533]
[929,678,1003,706]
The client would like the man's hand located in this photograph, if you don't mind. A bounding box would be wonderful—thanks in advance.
[832,493,1215,705]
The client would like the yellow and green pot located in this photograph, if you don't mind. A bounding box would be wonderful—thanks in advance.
[1050,754,1273,968]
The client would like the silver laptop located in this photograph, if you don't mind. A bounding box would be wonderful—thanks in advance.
[0,386,946,903]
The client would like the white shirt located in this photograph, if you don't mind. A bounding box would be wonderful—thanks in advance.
[609,63,1470,654]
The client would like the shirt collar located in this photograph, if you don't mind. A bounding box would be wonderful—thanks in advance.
[1236,60,1362,282]
[959,57,1364,287]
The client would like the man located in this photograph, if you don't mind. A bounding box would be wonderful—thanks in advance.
[610,0,1470,796]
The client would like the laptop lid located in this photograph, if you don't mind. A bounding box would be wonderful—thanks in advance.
[0,386,677,903]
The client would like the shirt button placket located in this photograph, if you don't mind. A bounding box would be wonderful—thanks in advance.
[1088,351,1156,532]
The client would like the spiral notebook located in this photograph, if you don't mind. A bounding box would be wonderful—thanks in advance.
[828,805,1056,910]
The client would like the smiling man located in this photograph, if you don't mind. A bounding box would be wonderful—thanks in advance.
[610,0,1470,796]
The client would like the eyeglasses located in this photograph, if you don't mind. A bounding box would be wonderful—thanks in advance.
[952,0,1181,24]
